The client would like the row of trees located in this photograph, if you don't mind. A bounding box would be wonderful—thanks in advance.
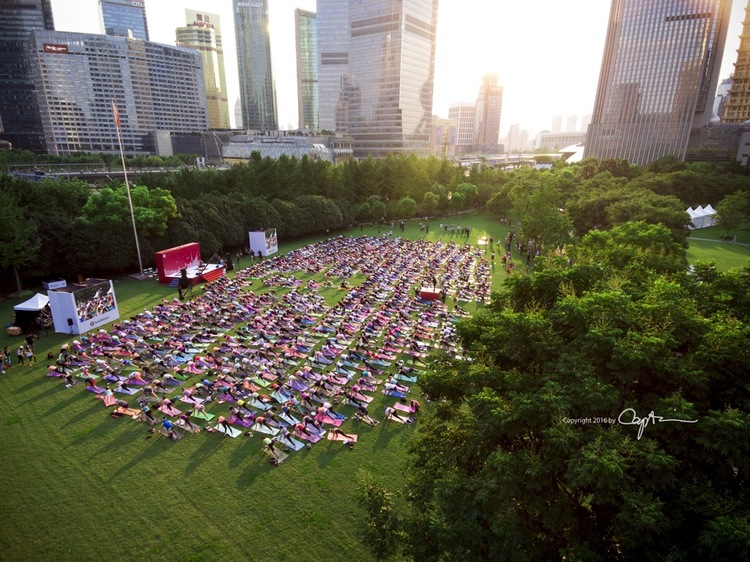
[1,153,749,291]
[358,222,750,561]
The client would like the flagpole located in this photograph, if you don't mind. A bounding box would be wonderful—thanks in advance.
[112,99,144,276]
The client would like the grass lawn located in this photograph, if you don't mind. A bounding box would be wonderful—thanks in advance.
[0,212,512,562]
[687,225,750,271]
[1,212,747,562]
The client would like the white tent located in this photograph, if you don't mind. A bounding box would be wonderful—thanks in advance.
[14,293,49,311]
[687,205,717,229]
[13,293,50,333]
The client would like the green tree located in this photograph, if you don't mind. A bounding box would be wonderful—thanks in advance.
[82,184,178,239]
[421,191,439,215]
[369,243,750,561]
[396,196,417,219]
[0,190,40,291]
[454,182,478,208]
[715,191,750,237]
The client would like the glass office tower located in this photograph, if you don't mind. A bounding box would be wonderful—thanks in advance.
[474,74,503,153]
[234,0,277,131]
[0,0,55,150]
[723,2,750,123]
[176,10,230,130]
[99,0,149,40]
[25,30,207,155]
[585,0,731,165]
[318,0,438,157]
[295,9,318,131]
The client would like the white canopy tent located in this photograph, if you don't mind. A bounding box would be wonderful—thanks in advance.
[14,293,49,311]
[13,293,50,334]
[687,205,717,229]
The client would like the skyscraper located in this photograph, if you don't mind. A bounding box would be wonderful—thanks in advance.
[176,9,230,129]
[0,0,55,150]
[317,0,439,157]
[99,0,149,40]
[234,0,277,131]
[585,0,731,165]
[722,2,750,123]
[449,103,476,154]
[473,74,503,152]
[295,9,318,131]
[25,29,208,155]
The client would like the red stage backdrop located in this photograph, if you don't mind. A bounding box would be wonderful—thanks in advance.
[154,243,201,284]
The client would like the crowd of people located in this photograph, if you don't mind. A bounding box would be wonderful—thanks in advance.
[45,235,490,464]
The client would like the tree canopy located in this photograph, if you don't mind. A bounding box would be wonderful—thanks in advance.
[359,224,750,561]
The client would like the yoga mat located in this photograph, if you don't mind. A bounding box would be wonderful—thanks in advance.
[250,423,279,436]
[158,405,182,417]
[277,435,305,451]
[382,389,407,398]
[138,412,157,425]
[175,419,201,433]
[114,386,139,395]
[247,398,272,411]
[315,414,343,427]
[279,412,301,426]
[386,413,410,424]
[326,432,358,443]
[393,402,416,413]
[262,447,288,464]
[101,394,116,407]
[192,410,215,422]
[215,424,242,438]
[353,392,374,403]
[113,406,140,418]
[396,374,418,383]
[85,386,106,394]
[179,395,204,405]
[228,415,253,428]
[354,413,379,426]
[294,430,322,443]
[161,426,184,441]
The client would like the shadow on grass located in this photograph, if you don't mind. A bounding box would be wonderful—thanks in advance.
[183,433,226,476]
[14,373,58,395]
[18,380,66,405]
[371,419,402,450]
[111,434,172,478]
[62,399,106,427]
[235,451,268,489]
[94,421,148,456]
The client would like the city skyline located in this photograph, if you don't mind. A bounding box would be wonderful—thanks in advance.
[51,0,747,138]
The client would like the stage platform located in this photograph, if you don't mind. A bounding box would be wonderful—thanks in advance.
[163,263,225,287]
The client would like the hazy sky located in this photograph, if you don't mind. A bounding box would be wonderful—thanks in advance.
[52,0,747,138]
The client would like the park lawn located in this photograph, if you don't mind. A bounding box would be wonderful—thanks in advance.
[0,216,510,562]
[2,212,746,562]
